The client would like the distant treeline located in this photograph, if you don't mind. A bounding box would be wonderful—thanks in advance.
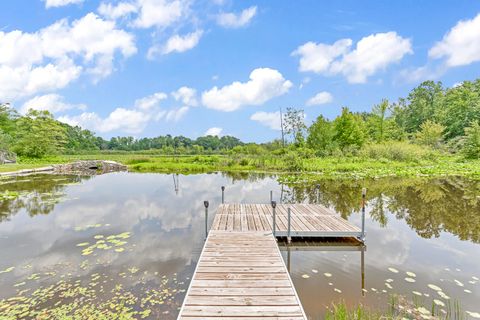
[1,79,479,159]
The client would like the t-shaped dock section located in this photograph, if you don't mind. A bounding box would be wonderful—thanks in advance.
[178,203,364,319]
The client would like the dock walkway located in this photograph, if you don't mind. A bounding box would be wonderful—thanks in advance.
[178,203,363,319]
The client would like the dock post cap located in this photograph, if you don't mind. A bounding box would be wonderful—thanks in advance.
[362,188,367,197]
[221,186,225,191]
[271,200,277,208]
[204,200,209,208]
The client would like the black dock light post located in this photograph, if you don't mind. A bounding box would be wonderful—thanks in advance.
[271,200,277,237]
[221,186,225,204]
[287,207,292,243]
[361,188,366,241]
[204,201,209,239]
[270,190,273,203]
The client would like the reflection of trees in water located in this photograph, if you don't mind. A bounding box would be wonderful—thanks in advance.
[283,177,480,243]
[222,171,276,183]
[0,175,91,222]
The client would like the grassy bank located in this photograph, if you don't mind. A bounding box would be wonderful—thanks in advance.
[1,152,479,179]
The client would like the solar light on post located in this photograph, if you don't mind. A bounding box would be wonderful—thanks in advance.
[221,186,225,204]
[204,201,209,239]
[361,188,366,241]
[271,200,277,237]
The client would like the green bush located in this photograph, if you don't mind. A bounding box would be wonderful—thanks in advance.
[360,141,437,162]
[462,121,480,159]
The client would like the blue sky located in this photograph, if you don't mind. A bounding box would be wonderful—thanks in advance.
[1,0,480,142]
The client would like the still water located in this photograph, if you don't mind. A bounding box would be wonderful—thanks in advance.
[0,172,479,319]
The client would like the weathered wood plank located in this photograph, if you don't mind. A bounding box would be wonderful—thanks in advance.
[178,231,307,319]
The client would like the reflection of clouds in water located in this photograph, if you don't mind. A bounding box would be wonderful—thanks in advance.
[2,173,480,315]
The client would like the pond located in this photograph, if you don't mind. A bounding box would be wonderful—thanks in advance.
[0,172,479,319]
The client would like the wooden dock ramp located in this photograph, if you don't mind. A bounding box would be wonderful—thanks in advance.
[178,203,363,319]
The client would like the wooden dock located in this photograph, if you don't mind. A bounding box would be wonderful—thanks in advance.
[178,203,363,319]
[212,203,362,238]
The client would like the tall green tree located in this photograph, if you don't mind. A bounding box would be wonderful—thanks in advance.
[462,120,480,159]
[333,107,366,149]
[369,99,389,142]
[283,107,307,146]
[394,81,445,134]
[307,115,335,155]
[13,110,67,157]
[441,80,480,139]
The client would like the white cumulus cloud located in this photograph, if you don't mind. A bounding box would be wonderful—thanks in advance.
[155,30,203,56]
[59,108,150,134]
[429,13,480,67]
[133,0,188,29]
[44,0,84,8]
[0,13,136,101]
[58,91,174,134]
[163,106,189,122]
[250,111,281,130]
[21,94,86,114]
[202,68,292,112]
[217,6,257,28]
[306,91,333,106]
[204,127,223,136]
[134,92,168,111]
[172,86,198,106]
[293,32,412,83]
[98,2,138,20]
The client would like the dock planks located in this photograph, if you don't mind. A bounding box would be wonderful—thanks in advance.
[212,203,362,238]
[178,203,363,319]
[178,231,307,319]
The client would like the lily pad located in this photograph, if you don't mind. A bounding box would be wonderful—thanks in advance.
[434,299,445,307]
[301,274,310,279]
[466,311,480,319]
[427,284,442,291]
[323,272,332,277]
[388,267,399,273]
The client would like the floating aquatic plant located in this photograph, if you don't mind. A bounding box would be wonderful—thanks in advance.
[388,267,399,273]
[427,284,442,291]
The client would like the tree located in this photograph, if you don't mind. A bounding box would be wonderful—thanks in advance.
[283,107,306,146]
[369,99,389,142]
[394,81,445,134]
[462,121,480,159]
[307,115,335,156]
[13,110,67,157]
[415,120,445,148]
[333,107,366,149]
[441,80,480,139]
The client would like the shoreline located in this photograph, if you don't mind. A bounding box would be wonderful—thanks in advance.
[1,154,479,180]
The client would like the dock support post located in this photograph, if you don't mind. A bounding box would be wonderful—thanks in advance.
[271,201,276,237]
[221,186,225,204]
[361,188,366,241]
[204,201,209,239]
[287,207,291,243]
[361,245,365,296]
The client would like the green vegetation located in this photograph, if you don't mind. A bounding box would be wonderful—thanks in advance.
[1,79,480,176]
[325,296,464,320]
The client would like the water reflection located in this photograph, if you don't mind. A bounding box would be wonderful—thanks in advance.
[282,177,480,243]
[0,173,479,318]
[279,240,367,295]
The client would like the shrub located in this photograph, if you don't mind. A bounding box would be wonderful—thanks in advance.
[415,120,445,148]
[360,141,437,162]
[462,121,480,159]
